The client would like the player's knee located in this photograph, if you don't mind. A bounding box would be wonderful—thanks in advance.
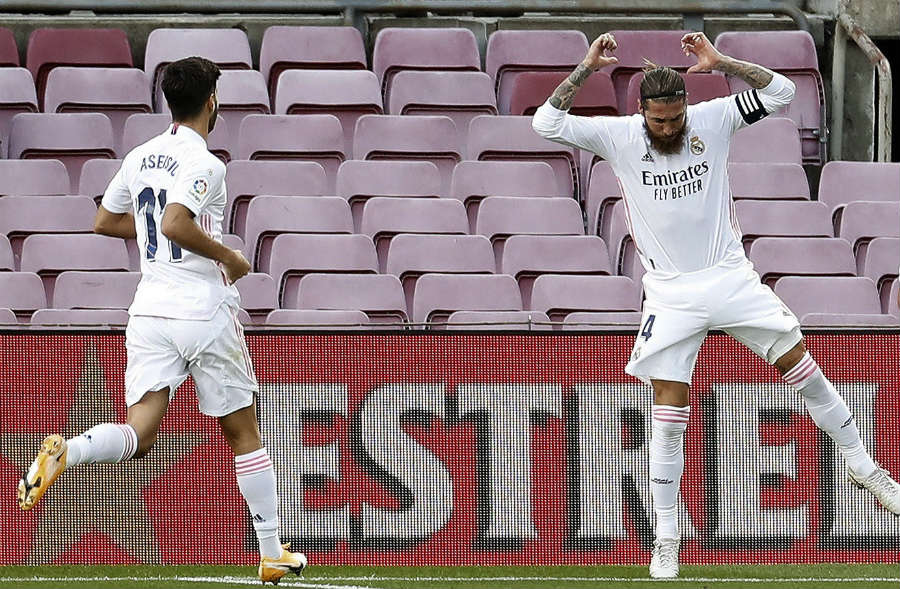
[774,338,807,374]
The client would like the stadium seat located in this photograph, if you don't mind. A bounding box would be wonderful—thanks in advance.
[560,311,644,330]
[51,270,140,309]
[606,30,694,113]
[44,67,152,154]
[412,273,523,326]
[274,70,382,153]
[446,310,553,330]
[715,31,825,164]
[501,235,611,308]
[0,308,17,325]
[860,237,900,312]
[730,117,802,165]
[0,68,38,158]
[0,235,14,271]
[530,274,641,323]
[292,273,407,323]
[585,161,623,236]
[818,161,900,229]
[468,115,580,197]
[0,159,69,197]
[890,280,900,319]
[0,27,18,67]
[266,233,378,306]
[734,200,832,253]
[237,114,345,191]
[353,115,460,196]
[265,308,371,328]
[623,72,731,115]
[0,196,97,261]
[506,70,617,116]
[372,28,480,101]
[336,160,441,231]
[26,28,132,110]
[385,233,495,313]
[774,276,893,326]
[78,159,122,203]
[748,237,856,287]
[144,28,252,110]
[122,113,231,161]
[837,201,900,268]
[243,196,353,272]
[260,26,367,105]
[360,197,468,270]
[599,199,633,274]
[221,234,244,252]
[224,160,327,236]
[475,196,584,260]
[30,308,130,327]
[728,162,810,200]
[233,272,277,323]
[0,272,46,321]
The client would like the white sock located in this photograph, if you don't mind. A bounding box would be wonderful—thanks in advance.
[65,423,137,467]
[235,447,283,559]
[783,352,877,478]
[650,405,690,541]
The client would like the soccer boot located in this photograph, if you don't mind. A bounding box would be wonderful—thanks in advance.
[18,434,67,510]
[849,465,900,516]
[259,543,307,585]
[649,537,680,579]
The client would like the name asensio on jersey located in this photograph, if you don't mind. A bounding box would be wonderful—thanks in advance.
[140,154,180,177]
[642,161,710,201]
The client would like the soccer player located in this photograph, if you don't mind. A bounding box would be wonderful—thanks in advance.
[17,57,306,585]
[533,32,900,578]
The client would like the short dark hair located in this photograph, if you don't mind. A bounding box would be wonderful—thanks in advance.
[161,56,221,121]
[639,60,686,107]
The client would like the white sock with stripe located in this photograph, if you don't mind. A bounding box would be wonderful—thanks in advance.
[783,352,877,478]
[650,405,690,540]
[65,423,138,467]
[235,447,283,559]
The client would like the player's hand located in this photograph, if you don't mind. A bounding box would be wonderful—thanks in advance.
[222,249,251,284]
[583,33,619,71]
[682,32,724,73]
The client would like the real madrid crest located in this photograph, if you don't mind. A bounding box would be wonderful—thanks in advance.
[690,135,705,156]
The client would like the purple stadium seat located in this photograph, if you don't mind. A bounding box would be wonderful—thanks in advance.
[818,162,900,228]
[734,200,832,253]
[122,113,231,162]
[861,237,900,312]
[0,160,69,196]
[475,196,584,260]
[260,26,367,105]
[0,195,97,260]
[606,30,694,113]
[412,273,522,326]
[774,276,893,327]
[224,160,327,236]
[728,162,810,200]
[353,114,460,196]
[52,270,139,309]
[561,311,645,330]
[44,67,152,154]
[274,70,382,153]
[508,70,616,117]
[336,160,441,230]
[748,237,856,287]
[623,72,730,115]
[292,273,407,324]
[730,117,802,165]
[238,114,345,191]
[468,115,579,197]
[267,233,378,306]
[0,272,46,320]
[243,196,353,272]
[144,28,252,110]
[837,201,900,268]
[26,28,132,110]
[360,197,468,270]
[890,280,900,319]
[0,235,14,271]
[79,158,122,202]
[599,199,633,274]
[715,31,824,164]
[446,310,553,331]
[233,272,277,323]
[586,161,623,236]
[265,309,371,328]
[0,308,16,325]
[30,308,130,327]
[530,274,641,323]
[222,234,244,252]
[8,112,116,193]
[0,68,38,158]
[372,28,480,101]
[0,27,17,67]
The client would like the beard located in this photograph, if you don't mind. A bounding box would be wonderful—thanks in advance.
[643,119,686,155]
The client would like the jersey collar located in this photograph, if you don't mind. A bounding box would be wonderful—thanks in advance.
[168,123,208,148]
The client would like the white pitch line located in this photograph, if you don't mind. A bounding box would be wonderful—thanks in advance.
[0,577,378,589]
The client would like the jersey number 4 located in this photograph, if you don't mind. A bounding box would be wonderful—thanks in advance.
[138,187,183,262]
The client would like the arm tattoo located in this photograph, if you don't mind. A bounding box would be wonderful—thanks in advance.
[548,64,594,110]
[714,56,774,89]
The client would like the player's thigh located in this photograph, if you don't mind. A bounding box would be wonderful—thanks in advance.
[125,316,189,408]
[626,305,708,385]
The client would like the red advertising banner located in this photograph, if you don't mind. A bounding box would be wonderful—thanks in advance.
[1,332,898,566]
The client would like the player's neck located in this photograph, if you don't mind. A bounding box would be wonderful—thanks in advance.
[173,118,210,142]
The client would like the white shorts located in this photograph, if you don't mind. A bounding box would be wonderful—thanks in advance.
[124,304,258,417]
[625,260,802,385]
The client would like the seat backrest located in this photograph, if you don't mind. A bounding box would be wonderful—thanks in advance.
[233,272,278,314]
[0,196,97,245]
[0,272,46,313]
[52,270,140,309]
[293,273,407,322]
[388,70,496,114]
[385,233,496,278]
[30,308,130,326]
[501,235,611,278]
[19,233,130,274]
[44,67,151,113]
[623,71,730,115]
[586,160,624,235]
[505,70,616,116]
[734,200,832,243]
[774,276,880,316]
[79,158,122,201]
[0,159,69,196]
[237,113,345,159]
[353,114,459,160]
[728,162,809,200]
[715,30,819,72]
[446,310,553,330]
[748,237,856,285]
[337,160,441,228]
[730,117,801,164]
[275,69,382,113]
[0,27,18,67]
[265,308,371,328]
[450,160,562,202]
[475,196,584,242]
[861,237,900,311]
[818,161,900,219]
[530,274,640,321]
[0,67,37,108]
[0,235,14,271]
[9,112,115,157]
[412,273,523,324]
[485,29,588,91]
[837,201,900,254]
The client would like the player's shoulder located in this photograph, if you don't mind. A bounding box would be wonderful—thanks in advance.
[182,148,225,180]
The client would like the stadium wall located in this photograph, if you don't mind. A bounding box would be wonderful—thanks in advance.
[1,332,898,566]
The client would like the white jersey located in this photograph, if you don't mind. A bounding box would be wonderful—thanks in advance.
[102,123,239,320]
[533,72,796,278]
